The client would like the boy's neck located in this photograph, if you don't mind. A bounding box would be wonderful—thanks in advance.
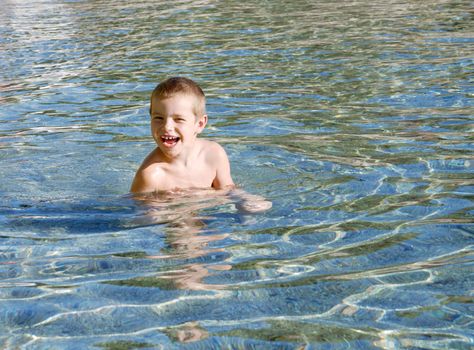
[158,140,199,166]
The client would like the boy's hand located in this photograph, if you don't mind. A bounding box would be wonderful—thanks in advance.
[232,190,272,213]
[237,199,272,213]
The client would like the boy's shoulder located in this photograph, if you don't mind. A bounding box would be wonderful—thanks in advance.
[130,152,165,193]
[139,147,164,168]
[138,139,229,169]
[196,138,224,151]
[196,139,229,162]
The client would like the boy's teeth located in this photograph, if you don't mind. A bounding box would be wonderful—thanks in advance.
[161,136,179,145]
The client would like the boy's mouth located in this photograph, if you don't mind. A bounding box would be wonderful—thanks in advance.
[161,135,180,147]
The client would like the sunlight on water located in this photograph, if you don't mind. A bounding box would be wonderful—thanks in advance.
[0,0,473,349]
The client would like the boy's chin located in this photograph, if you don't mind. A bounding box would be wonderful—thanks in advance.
[161,143,179,150]
[159,144,183,158]
[161,146,179,154]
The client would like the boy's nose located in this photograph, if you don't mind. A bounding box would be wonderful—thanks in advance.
[164,118,174,130]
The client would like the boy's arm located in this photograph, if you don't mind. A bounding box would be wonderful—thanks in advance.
[130,169,146,193]
[211,143,235,190]
[209,142,271,213]
[231,188,272,213]
[130,166,158,193]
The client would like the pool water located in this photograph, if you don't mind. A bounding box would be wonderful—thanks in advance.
[1,0,473,349]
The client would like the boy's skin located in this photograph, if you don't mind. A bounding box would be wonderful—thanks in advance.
[131,77,271,212]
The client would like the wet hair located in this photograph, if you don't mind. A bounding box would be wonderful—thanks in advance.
[150,77,206,117]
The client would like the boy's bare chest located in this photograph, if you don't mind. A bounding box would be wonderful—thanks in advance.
[161,163,214,189]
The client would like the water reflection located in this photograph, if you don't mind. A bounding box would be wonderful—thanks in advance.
[130,190,233,291]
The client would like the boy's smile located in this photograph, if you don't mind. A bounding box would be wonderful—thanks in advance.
[150,93,207,160]
[161,135,180,147]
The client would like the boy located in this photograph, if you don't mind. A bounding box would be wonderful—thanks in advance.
[130,77,235,193]
[131,77,271,212]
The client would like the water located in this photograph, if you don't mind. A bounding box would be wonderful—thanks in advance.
[1,0,473,348]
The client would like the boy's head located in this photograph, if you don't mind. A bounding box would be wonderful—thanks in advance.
[150,77,206,119]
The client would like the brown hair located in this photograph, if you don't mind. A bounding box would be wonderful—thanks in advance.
[150,77,206,117]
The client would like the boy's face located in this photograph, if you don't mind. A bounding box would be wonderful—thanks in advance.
[150,93,207,159]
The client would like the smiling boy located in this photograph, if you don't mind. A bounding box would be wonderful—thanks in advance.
[130,77,235,193]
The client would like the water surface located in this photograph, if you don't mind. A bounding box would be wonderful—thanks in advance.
[1,0,473,349]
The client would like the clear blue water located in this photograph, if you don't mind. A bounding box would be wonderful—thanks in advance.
[1,0,473,349]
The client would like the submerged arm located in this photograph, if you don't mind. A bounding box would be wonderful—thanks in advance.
[230,188,272,213]
[210,143,271,212]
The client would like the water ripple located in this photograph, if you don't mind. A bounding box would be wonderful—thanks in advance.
[1,0,473,348]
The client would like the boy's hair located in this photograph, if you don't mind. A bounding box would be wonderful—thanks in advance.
[150,77,206,117]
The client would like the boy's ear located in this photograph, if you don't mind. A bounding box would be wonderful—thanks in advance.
[196,114,208,133]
